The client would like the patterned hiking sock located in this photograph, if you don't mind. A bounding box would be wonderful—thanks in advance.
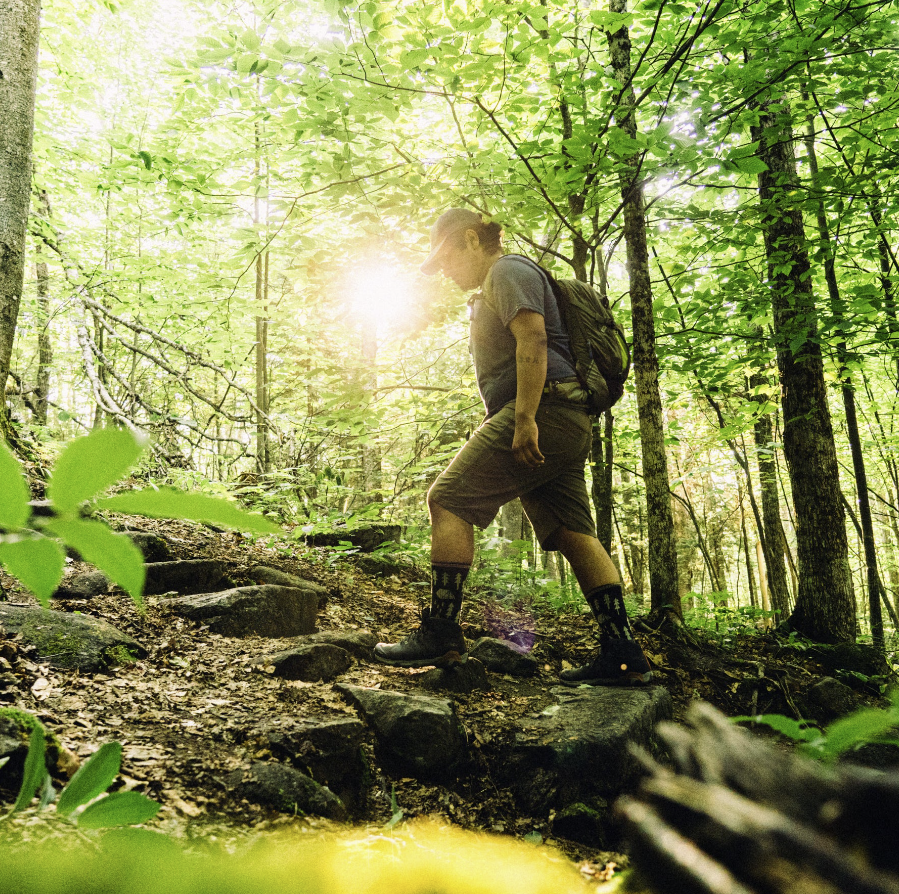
[584,582,634,646]
[430,562,471,621]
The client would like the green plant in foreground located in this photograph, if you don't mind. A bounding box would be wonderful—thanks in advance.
[0,426,280,606]
[6,722,159,828]
[735,688,899,762]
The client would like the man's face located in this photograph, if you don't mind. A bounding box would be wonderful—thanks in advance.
[438,232,481,290]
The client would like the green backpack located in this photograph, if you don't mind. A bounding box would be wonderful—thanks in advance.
[491,256,631,416]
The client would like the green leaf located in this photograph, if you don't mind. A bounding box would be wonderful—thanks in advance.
[731,155,768,175]
[77,791,161,829]
[56,742,122,817]
[0,537,66,606]
[46,520,145,606]
[95,488,280,534]
[0,440,30,530]
[47,427,146,513]
[12,724,47,813]
[820,708,899,759]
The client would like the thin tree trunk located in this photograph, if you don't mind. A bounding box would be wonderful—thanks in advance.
[751,101,854,643]
[804,116,883,649]
[0,0,41,427]
[619,466,646,606]
[740,495,757,608]
[33,187,51,426]
[750,371,792,618]
[591,410,614,553]
[607,0,680,617]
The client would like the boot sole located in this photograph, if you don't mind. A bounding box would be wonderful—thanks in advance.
[559,670,653,688]
[373,649,468,669]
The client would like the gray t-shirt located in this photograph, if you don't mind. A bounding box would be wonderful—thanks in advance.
[469,255,576,417]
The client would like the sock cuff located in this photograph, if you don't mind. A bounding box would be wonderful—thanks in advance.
[432,562,472,571]
[585,582,623,599]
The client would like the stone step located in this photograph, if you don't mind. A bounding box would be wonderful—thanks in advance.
[500,684,672,843]
[336,683,468,780]
[259,643,352,682]
[160,585,318,637]
[144,560,227,596]
[0,604,146,673]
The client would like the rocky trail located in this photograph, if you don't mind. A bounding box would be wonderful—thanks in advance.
[0,516,893,872]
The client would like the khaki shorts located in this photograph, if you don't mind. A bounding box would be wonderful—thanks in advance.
[428,384,596,550]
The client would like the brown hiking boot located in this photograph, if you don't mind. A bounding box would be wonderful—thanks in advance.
[373,608,467,668]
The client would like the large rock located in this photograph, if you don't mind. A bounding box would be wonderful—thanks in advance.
[262,644,352,682]
[805,676,858,725]
[125,532,172,563]
[53,571,109,600]
[336,683,467,780]
[160,585,318,637]
[306,524,401,553]
[248,566,328,601]
[420,658,490,694]
[227,761,346,820]
[505,685,672,814]
[144,560,227,596]
[0,605,146,672]
[469,637,538,677]
[251,717,368,809]
[295,630,377,660]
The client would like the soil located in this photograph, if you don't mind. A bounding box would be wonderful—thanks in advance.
[0,515,894,880]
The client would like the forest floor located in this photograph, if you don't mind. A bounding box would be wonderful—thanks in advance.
[0,515,895,879]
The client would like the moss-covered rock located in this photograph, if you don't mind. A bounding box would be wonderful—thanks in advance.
[0,605,146,672]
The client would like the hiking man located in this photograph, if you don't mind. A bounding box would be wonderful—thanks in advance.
[373,208,652,686]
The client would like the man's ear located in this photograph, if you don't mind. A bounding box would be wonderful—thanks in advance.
[464,228,481,251]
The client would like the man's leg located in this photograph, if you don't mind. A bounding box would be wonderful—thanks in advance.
[554,527,652,686]
[372,497,471,667]
[429,499,474,620]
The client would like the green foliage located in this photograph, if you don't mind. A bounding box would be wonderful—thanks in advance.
[0,441,30,530]
[47,427,145,513]
[6,723,159,827]
[95,489,281,535]
[12,725,47,814]
[735,688,899,762]
[0,538,66,603]
[56,743,122,818]
[684,592,774,641]
[0,428,281,606]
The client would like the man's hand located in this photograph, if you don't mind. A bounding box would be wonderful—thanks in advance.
[512,417,544,469]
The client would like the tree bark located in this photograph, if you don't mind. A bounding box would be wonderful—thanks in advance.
[607,0,680,617]
[803,117,883,649]
[591,410,614,553]
[750,372,793,619]
[33,187,51,426]
[0,0,41,418]
[751,102,854,643]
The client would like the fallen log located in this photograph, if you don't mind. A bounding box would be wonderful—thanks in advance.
[620,702,899,894]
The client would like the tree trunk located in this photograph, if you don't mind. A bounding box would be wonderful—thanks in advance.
[607,0,680,617]
[750,371,792,619]
[803,117,883,649]
[751,102,854,643]
[740,495,757,608]
[0,0,41,419]
[33,187,51,426]
[591,410,614,554]
[619,466,647,606]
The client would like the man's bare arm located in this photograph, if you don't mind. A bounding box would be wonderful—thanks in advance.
[509,310,548,468]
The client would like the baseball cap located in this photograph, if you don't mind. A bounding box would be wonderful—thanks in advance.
[420,208,484,275]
